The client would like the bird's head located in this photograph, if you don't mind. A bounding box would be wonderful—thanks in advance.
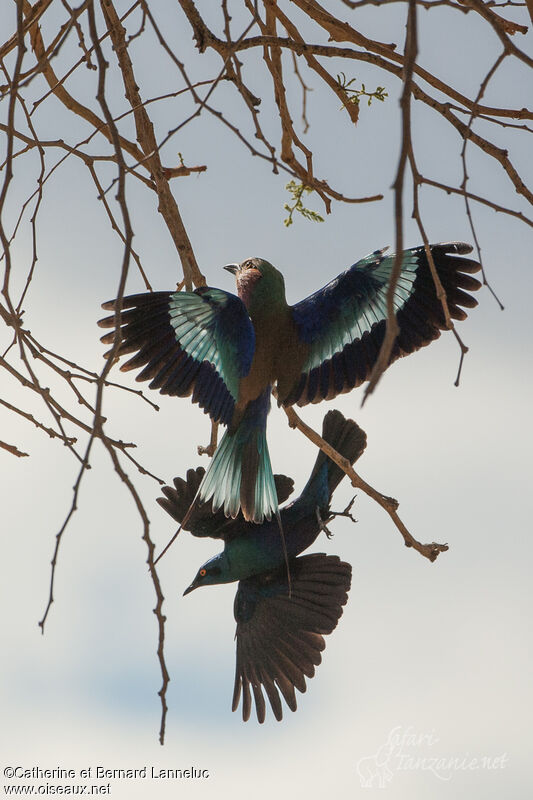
[183,553,228,595]
[224,257,286,311]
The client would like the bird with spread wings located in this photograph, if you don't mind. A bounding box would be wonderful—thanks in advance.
[99,242,481,524]
[158,410,366,722]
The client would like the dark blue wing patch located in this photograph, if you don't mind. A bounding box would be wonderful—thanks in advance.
[284,242,481,406]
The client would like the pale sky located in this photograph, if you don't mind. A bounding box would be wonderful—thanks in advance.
[1,3,532,799]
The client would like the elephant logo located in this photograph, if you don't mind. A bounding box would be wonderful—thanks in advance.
[356,740,396,788]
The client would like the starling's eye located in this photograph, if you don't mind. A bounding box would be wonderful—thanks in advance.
[199,568,207,577]
[244,259,254,270]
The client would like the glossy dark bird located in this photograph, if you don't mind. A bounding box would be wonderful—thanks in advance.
[157,410,366,722]
[99,241,481,523]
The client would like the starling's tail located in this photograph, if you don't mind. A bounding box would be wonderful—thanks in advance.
[198,387,277,523]
[299,410,367,509]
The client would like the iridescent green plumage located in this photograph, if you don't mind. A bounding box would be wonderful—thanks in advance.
[159,410,366,722]
[99,242,481,523]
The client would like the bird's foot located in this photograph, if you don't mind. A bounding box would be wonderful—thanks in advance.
[328,496,358,526]
[197,442,217,457]
[198,421,219,457]
[315,507,334,539]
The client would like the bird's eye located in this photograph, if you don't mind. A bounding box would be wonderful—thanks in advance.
[199,568,207,577]
[244,260,254,270]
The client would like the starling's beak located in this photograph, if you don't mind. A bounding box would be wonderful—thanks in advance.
[183,582,196,596]
[223,263,239,275]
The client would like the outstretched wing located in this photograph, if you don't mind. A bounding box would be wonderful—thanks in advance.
[157,466,295,539]
[281,242,481,406]
[232,553,351,722]
[98,287,255,426]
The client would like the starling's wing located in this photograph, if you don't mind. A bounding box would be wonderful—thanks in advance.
[281,242,481,406]
[156,467,221,537]
[98,287,255,426]
[157,467,295,539]
[272,474,295,505]
[232,553,351,722]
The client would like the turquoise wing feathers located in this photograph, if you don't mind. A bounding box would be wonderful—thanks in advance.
[283,242,481,406]
[99,287,255,426]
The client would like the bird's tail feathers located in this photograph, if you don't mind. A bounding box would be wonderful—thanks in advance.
[300,410,367,505]
[198,389,277,523]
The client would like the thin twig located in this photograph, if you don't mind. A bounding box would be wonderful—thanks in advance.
[363,0,417,404]
[281,403,449,563]
[0,439,29,457]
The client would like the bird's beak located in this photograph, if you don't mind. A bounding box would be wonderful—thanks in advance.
[183,583,196,596]
[223,263,239,275]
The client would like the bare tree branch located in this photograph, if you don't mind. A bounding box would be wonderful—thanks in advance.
[280,401,449,563]
[1,0,530,739]
[364,0,418,403]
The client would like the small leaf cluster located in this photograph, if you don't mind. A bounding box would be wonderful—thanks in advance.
[336,72,388,108]
[283,181,325,227]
